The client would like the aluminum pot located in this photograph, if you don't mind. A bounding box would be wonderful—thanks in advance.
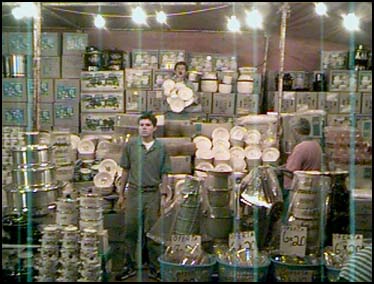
[205,207,233,239]
[18,131,40,145]
[12,144,55,167]
[6,55,27,77]
[5,183,62,216]
[12,164,57,188]
[206,170,231,189]
[207,188,231,207]
[79,208,103,221]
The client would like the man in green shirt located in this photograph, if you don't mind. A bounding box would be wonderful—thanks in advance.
[116,112,171,281]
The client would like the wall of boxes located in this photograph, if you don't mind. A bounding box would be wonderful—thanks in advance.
[2,32,86,133]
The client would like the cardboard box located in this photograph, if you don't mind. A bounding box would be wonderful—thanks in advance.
[213,55,237,71]
[197,92,213,114]
[212,93,235,115]
[2,32,8,55]
[54,79,80,102]
[274,91,296,113]
[159,50,185,70]
[361,92,372,114]
[2,102,28,126]
[131,49,159,69]
[81,113,118,134]
[357,71,372,92]
[318,92,340,113]
[62,32,88,55]
[328,70,357,92]
[170,156,192,174]
[81,92,125,113]
[27,79,54,103]
[41,32,61,57]
[8,32,33,55]
[356,114,372,143]
[125,90,147,113]
[236,93,259,115]
[116,113,140,127]
[153,69,174,90]
[326,114,351,127]
[52,125,79,134]
[321,50,348,70]
[54,102,80,126]
[41,57,61,78]
[61,55,84,78]
[295,92,318,111]
[164,120,194,137]
[147,90,167,113]
[124,68,152,89]
[81,71,124,92]
[39,103,54,127]
[188,52,214,72]
[2,78,27,102]
[338,92,361,113]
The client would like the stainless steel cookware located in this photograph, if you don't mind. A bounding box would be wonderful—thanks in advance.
[12,164,57,188]
[12,144,55,167]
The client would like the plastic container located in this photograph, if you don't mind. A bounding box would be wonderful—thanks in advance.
[324,265,341,282]
[217,257,270,282]
[159,255,216,282]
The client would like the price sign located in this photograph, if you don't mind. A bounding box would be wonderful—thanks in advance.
[332,234,363,256]
[170,234,201,255]
[279,226,307,257]
[229,231,258,252]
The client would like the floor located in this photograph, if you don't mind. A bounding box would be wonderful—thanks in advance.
[109,268,157,282]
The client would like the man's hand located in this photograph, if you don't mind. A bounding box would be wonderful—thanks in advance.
[240,174,251,190]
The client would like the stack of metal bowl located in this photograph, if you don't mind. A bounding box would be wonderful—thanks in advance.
[5,132,64,217]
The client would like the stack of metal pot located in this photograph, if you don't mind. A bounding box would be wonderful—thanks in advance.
[57,225,81,282]
[56,195,79,228]
[173,176,202,235]
[35,225,61,282]
[79,228,102,282]
[204,170,233,240]
[5,131,63,218]
[79,192,104,232]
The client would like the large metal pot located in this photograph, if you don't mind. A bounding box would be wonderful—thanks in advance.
[5,182,63,216]
[12,144,55,167]
[206,170,231,189]
[205,207,233,239]
[207,188,231,207]
[12,164,57,188]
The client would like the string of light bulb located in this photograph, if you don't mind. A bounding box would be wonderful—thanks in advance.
[11,2,362,32]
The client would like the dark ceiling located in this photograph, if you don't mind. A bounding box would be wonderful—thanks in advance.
[2,2,372,47]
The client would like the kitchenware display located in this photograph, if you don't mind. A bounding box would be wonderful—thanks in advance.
[2,213,41,244]
[214,163,233,172]
[231,158,247,172]
[244,145,262,160]
[80,207,103,221]
[230,126,247,141]
[167,96,185,113]
[77,139,95,153]
[212,138,230,150]
[79,219,104,232]
[94,171,114,187]
[218,84,232,94]
[79,193,103,208]
[229,146,246,161]
[244,129,261,145]
[12,144,55,167]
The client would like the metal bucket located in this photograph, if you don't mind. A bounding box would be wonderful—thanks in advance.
[205,207,233,239]
[206,170,231,189]
[12,164,57,188]
[174,216,200,235]
[7,55,27,77]
[207,188,231,207]
[12,145,55,167]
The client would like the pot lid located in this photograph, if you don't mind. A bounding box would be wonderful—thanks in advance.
[94,172,114,188]
[98,159,118,176]
[229,146,246,160]
[230,126,247,141]
[78,139,95,153]
[262,147,280,162]
[211,127,230,141]
[193,135,212,150]
[97,140,111,151]
[245,145,262,160]
[244,129,261,145]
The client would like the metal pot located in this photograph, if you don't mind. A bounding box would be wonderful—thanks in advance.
[12,164,57,188]
[5,183,63,216]
[206,170,231,189]
[18,131,40,145]
[207,188,231,207]
[205,207,233,239]
[12,144,55,167]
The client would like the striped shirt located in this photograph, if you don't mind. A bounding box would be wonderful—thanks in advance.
[338,246,372,282]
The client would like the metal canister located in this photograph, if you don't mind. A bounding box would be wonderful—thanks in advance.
[7,55,27,77]
[84,46,103,71]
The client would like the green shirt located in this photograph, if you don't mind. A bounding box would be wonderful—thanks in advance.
[120,137,171,189]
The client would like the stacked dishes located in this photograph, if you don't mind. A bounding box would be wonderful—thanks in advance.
[6,131,64,217]
[53,131,75,182]
[79,228,102,282]
[79,193,104,232]
[56,196,79,227]
[201,72,218,93]
[35,225,60,282]
[58,225,80,282]
[162,79,195,113]
[205,170,233,239]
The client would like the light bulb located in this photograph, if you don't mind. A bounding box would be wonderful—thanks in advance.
[20,2,38,18]
[227,16,241,33]
[94,14,105,29]
[156,11,167,24]
[12,7,24,20]
[245,9,263,29]
[343,13,360,31]
[132,6,147,25]
[315,3,327,16]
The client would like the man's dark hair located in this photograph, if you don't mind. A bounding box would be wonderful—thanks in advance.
[174,61,188,72]
[138,111,157,127]
[293,118,311,136]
